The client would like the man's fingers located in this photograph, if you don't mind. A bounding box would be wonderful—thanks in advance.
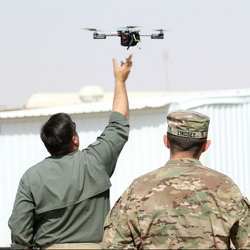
[113,55,132,69]
[126,54,132,62]
[126,54,133,67]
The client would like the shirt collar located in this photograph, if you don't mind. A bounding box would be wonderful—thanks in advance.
[166,158,203,167]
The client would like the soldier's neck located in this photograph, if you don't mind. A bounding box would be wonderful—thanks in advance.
[170,151,201,160]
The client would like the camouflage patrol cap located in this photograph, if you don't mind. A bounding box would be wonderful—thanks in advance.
[167,110,210,138]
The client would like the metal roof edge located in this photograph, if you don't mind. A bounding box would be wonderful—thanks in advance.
[170,95,250,111]
[1,88,250,119]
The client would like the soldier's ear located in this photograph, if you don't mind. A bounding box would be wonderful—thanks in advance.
[72,134,79,148]
[202,139,211,152]
[163,134,170,149]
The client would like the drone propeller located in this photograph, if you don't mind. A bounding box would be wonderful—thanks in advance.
[81,27,100,32]
[118,25,140,30]
[154,29,166,32]
[126,25,140,29]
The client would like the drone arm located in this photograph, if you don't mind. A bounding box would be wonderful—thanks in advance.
[93,33,107,39]
[151,33,164,39]
[105,33,119,37]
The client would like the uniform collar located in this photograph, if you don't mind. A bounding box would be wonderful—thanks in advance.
[48,150,79,159]
[166,158,203,167]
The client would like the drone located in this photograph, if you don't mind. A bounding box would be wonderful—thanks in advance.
[82,26,165,49]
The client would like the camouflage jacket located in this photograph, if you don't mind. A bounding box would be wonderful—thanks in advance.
[102,158,250,249]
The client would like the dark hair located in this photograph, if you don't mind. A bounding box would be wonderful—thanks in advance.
[40,113,76,156]
[167,133,207,157]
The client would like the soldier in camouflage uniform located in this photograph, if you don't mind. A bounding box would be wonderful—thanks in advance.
[102,111,250,249]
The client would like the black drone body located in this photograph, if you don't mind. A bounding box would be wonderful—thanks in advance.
[82,26,165,49]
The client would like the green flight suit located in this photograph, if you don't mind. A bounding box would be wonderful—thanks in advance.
[8,112,129,249]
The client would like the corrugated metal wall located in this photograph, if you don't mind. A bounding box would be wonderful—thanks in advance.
[195,103,250,197]
[0,100,249,246]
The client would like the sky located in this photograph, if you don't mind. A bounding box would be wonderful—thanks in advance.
[0,0,250,107]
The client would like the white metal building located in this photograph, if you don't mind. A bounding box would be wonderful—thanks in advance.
[0,88,250,246]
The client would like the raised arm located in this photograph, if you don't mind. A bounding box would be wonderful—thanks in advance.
[84,55,132,176]
[112,54,132,118]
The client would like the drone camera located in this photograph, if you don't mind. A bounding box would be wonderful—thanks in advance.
[120,31,140,47]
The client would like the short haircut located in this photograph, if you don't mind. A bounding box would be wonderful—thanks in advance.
[167,133,207,157]
[40,113,76,156]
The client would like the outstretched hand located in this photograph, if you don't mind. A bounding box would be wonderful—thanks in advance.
[112,55,133,83]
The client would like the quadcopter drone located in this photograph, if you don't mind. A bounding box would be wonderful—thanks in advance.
[82,26,165,49]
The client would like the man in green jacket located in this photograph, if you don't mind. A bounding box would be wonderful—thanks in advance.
[8,55,133,249]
